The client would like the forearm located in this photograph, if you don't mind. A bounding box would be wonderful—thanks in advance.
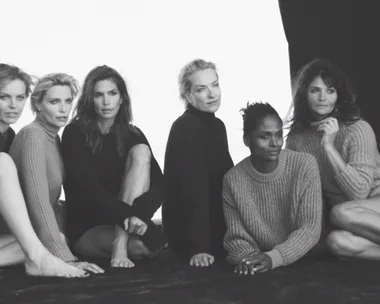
[323,144,347,176]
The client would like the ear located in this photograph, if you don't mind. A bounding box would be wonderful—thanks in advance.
[243,135,250,148]
[185,92,194,106]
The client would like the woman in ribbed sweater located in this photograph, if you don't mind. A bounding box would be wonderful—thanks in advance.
[9,73,103,275]
[0,64,91,277]
[223,102,322,275]
[163,59,234,267]
[62,65,166,269]
[286,58,380,259]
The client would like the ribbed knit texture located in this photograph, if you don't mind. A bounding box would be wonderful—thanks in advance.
[9,117,76,262]
[286,120,380,206]
[223,150,322,269]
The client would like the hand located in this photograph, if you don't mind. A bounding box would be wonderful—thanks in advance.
[189,253,215,267]
[316,117,339,149]
[242,253,272,273]
[68,261,105,274]
[124,217,148,235]
[234,262,256,276]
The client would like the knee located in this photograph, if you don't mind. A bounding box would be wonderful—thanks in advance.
[326,230,361,256]
[0,153,16,178]
[129,144,151,165]
[330,202,360,228]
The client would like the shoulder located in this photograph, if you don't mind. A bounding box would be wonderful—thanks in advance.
[171,112,204,133]
[282,149,319,172]
[16,123,45,141]
[340,119,377,144]
[224,157,249,182]
[62,123,85,140]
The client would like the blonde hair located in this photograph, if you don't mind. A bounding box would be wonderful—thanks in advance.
[178,59,217,106]
[30,73,80,113]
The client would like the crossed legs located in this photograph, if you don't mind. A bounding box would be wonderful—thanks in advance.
[74,144,155,266]
[326,195,380,259]
[0,153,86,277]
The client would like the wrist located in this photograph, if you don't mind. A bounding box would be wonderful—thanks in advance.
[323,143,335,153]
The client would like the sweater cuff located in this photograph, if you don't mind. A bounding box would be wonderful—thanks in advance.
[334,164,368,199]
[226,246,258,265]
[265,249,284,269]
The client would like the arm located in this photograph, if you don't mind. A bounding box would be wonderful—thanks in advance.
[285,133,297,151]
[18,134,76,262]
[223,176,260,265]
[265,159,322,269]
[61,124,150,224]
[131,129,165,220]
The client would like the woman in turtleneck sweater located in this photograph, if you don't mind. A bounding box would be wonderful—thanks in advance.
[286,58,380,260]
[163,59,234,267]
[9,73,103,275]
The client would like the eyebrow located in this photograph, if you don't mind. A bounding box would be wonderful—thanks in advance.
[94,89,118,94]
[0,92,26,97]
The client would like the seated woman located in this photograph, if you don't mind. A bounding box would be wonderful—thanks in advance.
[223,102,322,275]
[163,59,234,267]
[61,65,166,268]
[9,72,103,276]
[286,58,380,260]
[0,63,91,278]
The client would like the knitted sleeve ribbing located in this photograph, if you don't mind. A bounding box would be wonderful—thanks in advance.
[266,157,322,268]
[222,175,260,265]
[334,121,378,200]
[17,134,76,262]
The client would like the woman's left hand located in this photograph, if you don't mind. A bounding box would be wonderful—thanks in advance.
[68,261,105,274]
[317,117,339,149]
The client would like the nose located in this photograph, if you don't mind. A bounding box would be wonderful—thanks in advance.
[103,95,110,105]
[9,98,17,108]
[207,87,216,98]
[318,91,326,101]
[269,136,279,147]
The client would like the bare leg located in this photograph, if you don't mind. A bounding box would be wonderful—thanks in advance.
[326,229,380,259]
[330,196,380,244]
[111,144,152,267]
[0,153,87,277]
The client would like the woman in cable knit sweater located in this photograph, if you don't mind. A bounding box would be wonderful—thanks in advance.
[223,102,322,275]
[286,58,380,259]
[9,73,103,275]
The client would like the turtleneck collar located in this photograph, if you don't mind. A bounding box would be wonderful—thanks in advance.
[243,150,287,183]
[186,104,216,119]
[33,115,60,143]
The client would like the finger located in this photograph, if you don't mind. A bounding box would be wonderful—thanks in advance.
[208,255,215,265]
[194,257,200,267]
[189,258,194,266]
[202,256,209,267]
[124,218,129,231]
[141,225,148,235]
[254,263,268,273]
[89,263,105,273]
[249,264,255,275]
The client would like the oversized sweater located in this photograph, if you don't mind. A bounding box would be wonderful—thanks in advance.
[8,117,76,262]
[163,105,234,257]
[61,123,165,244]
[286,120,380,206]
[223,150,322,269]
[0,127,15,153]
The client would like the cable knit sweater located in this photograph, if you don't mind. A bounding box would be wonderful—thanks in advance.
[9,117,76,262]
[223,150,322,269]
[286,120,380,206]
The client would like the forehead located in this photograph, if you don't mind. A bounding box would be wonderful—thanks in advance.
[0,79,26,94]
[94,79,117,92]
[45,85,72,99]
[188,69,218,87]
[309,76,332,88]
[255,116,283,132]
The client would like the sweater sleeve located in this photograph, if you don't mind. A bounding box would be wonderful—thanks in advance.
[266,158,322,269]
[173,119,211,255]
[18,134,76,262]
[61,124,151,224]
[334,121,378,200]
[285,133,297,151]
[223,175,260,265]
[131,129,165,220]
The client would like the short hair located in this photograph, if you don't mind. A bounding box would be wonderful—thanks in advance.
[0,63,34,97]
[288,58,359,134]
[241,102,282,136]
[178,59,217,106]
[30,73,80,113]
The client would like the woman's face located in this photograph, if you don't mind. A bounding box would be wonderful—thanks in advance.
[38,85,74,129]
[244,115,283,162]
[307,76,338,121]
[93,79,122,122]
[186,68,221,113]
[0,79,27,133]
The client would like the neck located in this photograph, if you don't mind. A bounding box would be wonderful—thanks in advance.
[0,122,9,135]
[97,117,115,134]
[36,115,60,134]
[249,156,278,173]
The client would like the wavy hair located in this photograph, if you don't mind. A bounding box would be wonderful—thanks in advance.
[0,63,34,97]
[288,58,360,135]
[70,65,138,156]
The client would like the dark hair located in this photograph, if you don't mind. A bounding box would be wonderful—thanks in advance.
[0,63,34,97]
[288,58,360,135]
[71,65,138,156]
[241,102,282,136]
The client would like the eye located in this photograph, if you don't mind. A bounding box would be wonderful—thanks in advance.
[212,82,219,87]
[94,93,101,98]
[17,96,25,101]
[309,88,319,94]
[196,87,205,93]
[260,135,269,140]
[50,99,59,104]
[66,99,73,104]
[327,88,336,94]
[110,91,118,96]
[0,95,8,101]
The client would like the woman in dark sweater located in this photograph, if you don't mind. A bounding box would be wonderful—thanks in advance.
[163,59,234,267]
[62,65,167,268]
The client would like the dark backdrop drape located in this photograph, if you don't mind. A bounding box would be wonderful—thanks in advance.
[279,0,380,147]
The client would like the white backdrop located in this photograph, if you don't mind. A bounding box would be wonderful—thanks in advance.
[1,0,292,219]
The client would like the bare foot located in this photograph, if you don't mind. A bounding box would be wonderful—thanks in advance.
[25,251,88,278]
[111,248,135,268]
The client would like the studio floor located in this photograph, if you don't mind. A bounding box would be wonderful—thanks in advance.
[0,250,379,304]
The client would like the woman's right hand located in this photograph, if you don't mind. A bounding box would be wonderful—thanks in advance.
[189,253,215,267]
[124,217,148,235]
[68,261,105,274]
